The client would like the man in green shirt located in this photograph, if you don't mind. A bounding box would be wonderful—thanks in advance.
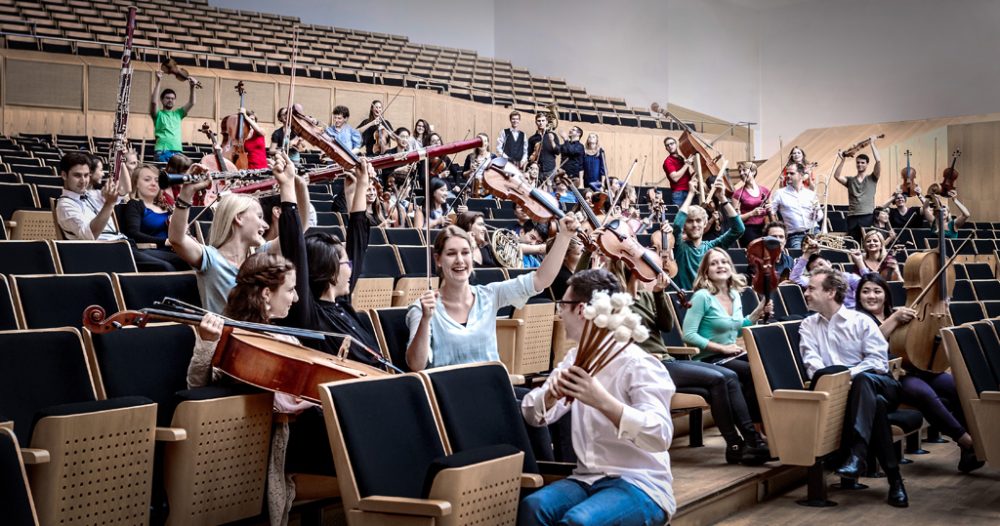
[834,135,881,244]
[671,176,745,290]
[149,70,197,163]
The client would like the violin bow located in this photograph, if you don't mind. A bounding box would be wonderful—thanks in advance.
[424,156,432,289]
[281,26,300,156]
[598,158,640,229]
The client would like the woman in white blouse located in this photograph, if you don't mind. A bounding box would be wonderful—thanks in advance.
[406,214,579,371]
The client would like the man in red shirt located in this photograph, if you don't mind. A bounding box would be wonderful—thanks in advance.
[662,137,694,206]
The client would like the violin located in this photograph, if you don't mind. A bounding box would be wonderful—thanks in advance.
[595,218,689,306]
[746,237,782,323]
[555,173,602,252]
[82,303,391,403]
[193,122,237,205]
[288,104,359,171]
[900,149,917,197]
[939,149,961,195]
[372,117,392,155]
[160,59,202,88]
[429,157,449,177]
[481,158,565,223]
[221,82,251,170]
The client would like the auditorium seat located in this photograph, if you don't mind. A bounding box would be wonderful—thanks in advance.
[0,425,38,526]
[51,239,137,274]
[395,245,440,305]
[942,323,1000,469]
[972,279,1000,301]
[384,227,424,246]
[0,240,57,274]
[9,210,59,241]
[0,276,17,331]
[0,328,157,525]
[319,374,524,525]
[778,283,810,316]
[950,301,987,325]
[0,182,37,219]
[10,273,119,329]
[83,324,274,526]
[509,302,556,376]
[371,306,414,372]
[113,271,201,310]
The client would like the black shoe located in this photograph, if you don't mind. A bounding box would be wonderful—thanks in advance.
[726,443,744,465]
[741,441,772,466]
[958,446,985,473]
[835,453,866,480]
[887,477,909,508]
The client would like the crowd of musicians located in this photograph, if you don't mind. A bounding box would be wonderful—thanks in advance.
[45,71,986,525]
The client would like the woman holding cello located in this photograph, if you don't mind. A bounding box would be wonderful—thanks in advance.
[853,274,983,473]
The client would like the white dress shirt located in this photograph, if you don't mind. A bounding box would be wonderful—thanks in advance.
[799,305,889,379]
[770,184,819,234]
[521,343,676,517]
[54,188,126,240]
[496,128,527,165]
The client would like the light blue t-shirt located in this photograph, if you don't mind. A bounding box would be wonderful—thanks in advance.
[406,271,538,368]
[198,245,239,314]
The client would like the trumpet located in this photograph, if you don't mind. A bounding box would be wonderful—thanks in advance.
[803,233,860,254]
[158,167,272,190]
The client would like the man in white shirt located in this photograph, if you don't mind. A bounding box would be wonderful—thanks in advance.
[54,152,177,271]
[519,269,675,526]
[770,162,820,249]
[800,268,907,508]
[496,110,527,169]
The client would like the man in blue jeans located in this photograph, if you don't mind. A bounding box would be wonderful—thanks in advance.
[519,269,675,526]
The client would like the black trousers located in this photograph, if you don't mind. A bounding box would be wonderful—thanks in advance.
[815,367,901,474]
[665,360,759,446]
[703,355,761,424]
[131,247,191,272]
[846,213,874,246]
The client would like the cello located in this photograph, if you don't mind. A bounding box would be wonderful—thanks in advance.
[82,301,393,403]
[221,81,250,169]
[889,194,968,372]
[900,149,917,197]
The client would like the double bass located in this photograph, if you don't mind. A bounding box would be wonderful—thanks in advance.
[82,302,392,403]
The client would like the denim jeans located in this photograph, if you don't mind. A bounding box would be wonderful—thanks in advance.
[518,477,667,526]
[155,150,181,163]
[670,190,688,207]
[787,231,807,249]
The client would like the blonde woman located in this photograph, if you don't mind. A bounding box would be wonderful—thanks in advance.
[682,248,771,451]
[120,164,189,271]
[168,153,307,312]
[581,132,607,191]
[851,229,902,281]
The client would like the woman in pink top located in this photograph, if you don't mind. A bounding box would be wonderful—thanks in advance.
[732,162,771,244]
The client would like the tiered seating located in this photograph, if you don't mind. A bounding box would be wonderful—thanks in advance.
[0,0,671,129]
[942,321,1000,469]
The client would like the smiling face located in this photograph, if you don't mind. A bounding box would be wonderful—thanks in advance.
[371,101,383,117]
[856,157,868,173]
[61,162,91,194]
[472,216,488,245]
[135,167,160,202]
[510,113,520,128]
[365,183,377,204]
[429,133,443,147]
[263,270,299,320]
[683,209,707,241]
[804,273,834,311]
[436,235,474,283]
[415,120,426,134]
[433,184,448,205]
[89,159,104,188]
[704,250,732,285]
[238,201,269,247]
[332,113,346,127]
[791,147,804,163]
[858,281,886,317]
[864,233,883,256]
[664,138,678,154]
[396,130,411,149]
[766,226,787,251]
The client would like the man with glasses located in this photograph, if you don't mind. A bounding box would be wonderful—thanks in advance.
[662,137,694,207]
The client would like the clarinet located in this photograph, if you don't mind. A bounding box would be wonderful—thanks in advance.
[109,6,138,189]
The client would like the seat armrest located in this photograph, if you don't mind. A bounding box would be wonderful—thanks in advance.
[135,243,158,250]
[357,496,452,517]
[666,346,699,357]
[537,460,576,477]
[4,220,17,228]
[981,391,1000,402]
[21,448,50,464]
[773,389,828,401]
[521,473,544,488]
[156,427,188,441]
[391,290,404,298]
[509,374,526,386]
[0,421,12,431]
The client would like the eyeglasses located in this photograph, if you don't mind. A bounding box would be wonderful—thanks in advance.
[555,300,584,309]
[340,260,353,269]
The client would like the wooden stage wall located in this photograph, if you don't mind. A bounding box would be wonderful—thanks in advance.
[0,49,750,187]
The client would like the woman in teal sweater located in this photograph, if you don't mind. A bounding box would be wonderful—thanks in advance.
[682,247,770,426]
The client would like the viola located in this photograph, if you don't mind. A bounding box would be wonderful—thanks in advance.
[746,237,782,323]
[82,303,391,403]
[160,58,202,88]
[900,149,917,197]
[221,82,251,170]
[940,149,961,195]
[429,157,449,177]
[481,158,565,223]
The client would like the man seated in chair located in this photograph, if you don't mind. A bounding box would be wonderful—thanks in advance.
[54,151,177,271]
[800,268,908,508]
[519,269,675,526]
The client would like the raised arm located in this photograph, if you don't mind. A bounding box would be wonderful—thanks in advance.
[167,170,212,267]
[950,191,971,228]
[869,136,881,180]
[182,77,197,114]
[149,70,162,119]
[833,152,848,187]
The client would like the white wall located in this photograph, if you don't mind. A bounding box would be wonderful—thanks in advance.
[758,0,1000,156]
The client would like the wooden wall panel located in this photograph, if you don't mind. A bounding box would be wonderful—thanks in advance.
[219,78,272,124]
[948,122,1000,221]
[3,108,87,135]
[88,67,152,113]
[382,94,414,135]
[332,87,383,128]
[277,83,331,123]
[5,59,83,109]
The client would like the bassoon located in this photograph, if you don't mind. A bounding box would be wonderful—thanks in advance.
[109,6,138,189]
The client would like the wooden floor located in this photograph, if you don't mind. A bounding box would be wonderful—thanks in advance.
[719,439,1000,525]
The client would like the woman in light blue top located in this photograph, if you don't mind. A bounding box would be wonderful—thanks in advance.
[406,214,579,371]
[682,247,770,423]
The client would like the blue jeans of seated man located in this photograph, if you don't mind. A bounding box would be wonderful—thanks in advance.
[155,150,181,163]
[787,231,807,249]
[518,476,667,526]
[670,190,688,207]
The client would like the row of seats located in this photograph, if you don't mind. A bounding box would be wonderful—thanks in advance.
[0,0,661,128]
